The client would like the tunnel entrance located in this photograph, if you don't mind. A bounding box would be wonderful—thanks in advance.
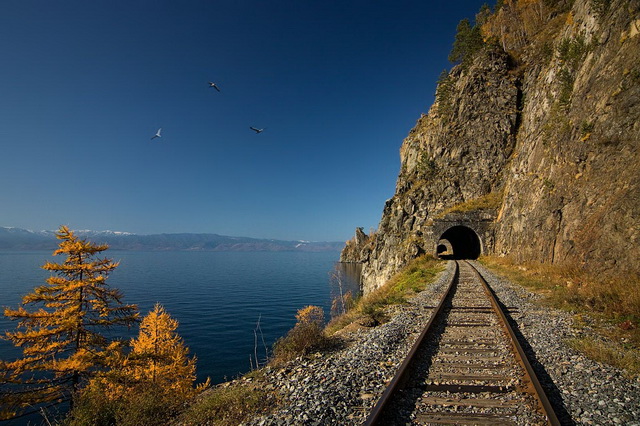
[437,225,481,259]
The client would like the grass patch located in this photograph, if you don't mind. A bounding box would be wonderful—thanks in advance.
[434,191,504,218]
[567,337,640,379]
[479,256,640,377]
[326,255,445,335]
[179,374,275,426]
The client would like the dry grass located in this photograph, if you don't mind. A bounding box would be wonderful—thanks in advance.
[479,255,640,377]
[434,191,504,219]
[178,371,275,426]
[271,306,335,365]
[326,255,445,335]
[567,336,640,379]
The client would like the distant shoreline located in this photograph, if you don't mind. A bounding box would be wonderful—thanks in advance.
[0,227,344,252]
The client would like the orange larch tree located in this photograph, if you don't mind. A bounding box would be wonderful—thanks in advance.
[67,303,205,424]
[0,225,138,420]
[128,303,198,396]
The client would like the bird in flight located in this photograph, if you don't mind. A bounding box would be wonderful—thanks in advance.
[250,126,265,134]
[151,128,162,140]
[208,82,221,92]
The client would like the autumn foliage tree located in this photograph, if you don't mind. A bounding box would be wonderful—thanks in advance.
[0,226,138,420]
[129,303,199,395]
[68,304,206,425]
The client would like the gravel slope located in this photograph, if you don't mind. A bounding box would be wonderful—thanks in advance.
[245,261,640,425]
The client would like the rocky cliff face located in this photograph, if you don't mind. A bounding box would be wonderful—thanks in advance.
[343,0,640,293]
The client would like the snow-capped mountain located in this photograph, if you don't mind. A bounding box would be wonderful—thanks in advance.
[0,227,343,252]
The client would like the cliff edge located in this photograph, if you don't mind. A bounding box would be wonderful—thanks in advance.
[343,0,640,293]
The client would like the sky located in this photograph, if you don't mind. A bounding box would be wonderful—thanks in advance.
[1,0,489,242]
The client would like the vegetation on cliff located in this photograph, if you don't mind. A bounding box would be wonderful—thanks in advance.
[341,0,639,381]
[433,190,505,219]
[343,0,639,294]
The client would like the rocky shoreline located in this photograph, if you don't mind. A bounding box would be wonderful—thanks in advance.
[244,261,639,425]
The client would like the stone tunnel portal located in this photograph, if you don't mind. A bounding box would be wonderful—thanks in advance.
[438,225,482,260]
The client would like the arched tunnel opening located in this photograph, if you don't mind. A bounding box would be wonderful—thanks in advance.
[437,225,481,260]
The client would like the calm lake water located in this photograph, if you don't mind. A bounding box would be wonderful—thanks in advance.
[0,250,358,386]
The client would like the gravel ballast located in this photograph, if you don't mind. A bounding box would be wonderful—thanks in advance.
[244,261,640,425]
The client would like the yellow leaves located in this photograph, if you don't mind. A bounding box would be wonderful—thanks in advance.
[273,305,329,363]
[74,303,201,420]
[51,348,93,374]
[4,305,35,319]
[295,305,324,327]
[1,226,139,420]
[134,303,180,352]
[51,226,109,258]
[128,303,196,393]
[565,10,574,26]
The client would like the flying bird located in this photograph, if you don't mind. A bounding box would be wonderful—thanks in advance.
[250,127,265,134]
[208,82,221,92]
[151,128,162,140]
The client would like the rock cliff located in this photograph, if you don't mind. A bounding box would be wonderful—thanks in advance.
[342,0,640,293]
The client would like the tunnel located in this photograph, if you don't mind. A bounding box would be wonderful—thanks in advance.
[436,240,453,257]
[437,225,481,259]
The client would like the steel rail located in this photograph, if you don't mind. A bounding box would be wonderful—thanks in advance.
[364,259,561,425]
[469,260,561,426]
[364,261,459,426]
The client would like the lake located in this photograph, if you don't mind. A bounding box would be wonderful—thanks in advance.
[0,250,359,385]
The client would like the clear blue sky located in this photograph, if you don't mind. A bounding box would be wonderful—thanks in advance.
[1,0,489,242]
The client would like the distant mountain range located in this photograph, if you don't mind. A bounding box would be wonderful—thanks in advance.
[0,227,344,252]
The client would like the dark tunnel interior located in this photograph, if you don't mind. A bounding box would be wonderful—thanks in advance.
[438,226,481,259]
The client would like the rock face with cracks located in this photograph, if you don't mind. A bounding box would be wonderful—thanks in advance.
[342,0,640,294]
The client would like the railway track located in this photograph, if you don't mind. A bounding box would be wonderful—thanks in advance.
[365,260,560,425]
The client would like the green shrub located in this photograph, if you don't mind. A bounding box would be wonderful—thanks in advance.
[557,34,588,66]
[417,154,439,181]
[555,33,593,109]
[361,304,388,326]
[449,19,485,64]
[558,67,575,107]
[539,41,555,63]
[580,120,594,135]
[543,178,555,190]
[435,70,455,118]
